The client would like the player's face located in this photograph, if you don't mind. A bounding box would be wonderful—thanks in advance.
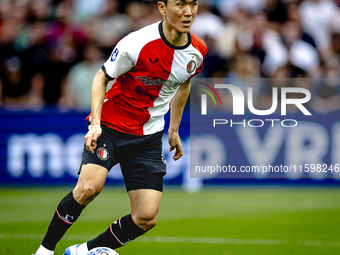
[162,0,198,33]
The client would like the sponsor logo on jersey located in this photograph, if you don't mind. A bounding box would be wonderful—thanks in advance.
[111,48,119,62]
[187,60,196,73]
[136,76,182,88]
[97,147,109,161]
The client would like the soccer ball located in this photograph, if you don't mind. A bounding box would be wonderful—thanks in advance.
[87,247,119,255]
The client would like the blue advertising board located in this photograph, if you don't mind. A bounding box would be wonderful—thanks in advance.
[0,108,189,186]
[190,111,340,182]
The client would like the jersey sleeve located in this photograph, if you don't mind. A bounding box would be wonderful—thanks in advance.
[192,61,204,78]
[188,58,205,80]
[188,34,208,80]
[102,35,136,80]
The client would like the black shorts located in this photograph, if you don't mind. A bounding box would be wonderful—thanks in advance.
[80,124,166,192]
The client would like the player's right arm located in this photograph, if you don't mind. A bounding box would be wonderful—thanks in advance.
[84,69,109,154]
[85,34,136,153]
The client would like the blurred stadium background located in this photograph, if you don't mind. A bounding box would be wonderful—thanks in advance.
[1,0,340,254]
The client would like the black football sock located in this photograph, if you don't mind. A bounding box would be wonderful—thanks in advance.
[41,192,86,250]
[87,214,146,250]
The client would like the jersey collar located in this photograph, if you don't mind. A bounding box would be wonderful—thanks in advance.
[159,21,192,50]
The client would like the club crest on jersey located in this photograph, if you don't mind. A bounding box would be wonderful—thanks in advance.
[97,147,109,161]
[187,60,196,73]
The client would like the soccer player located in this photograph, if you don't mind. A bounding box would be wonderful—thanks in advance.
[34,0,206,254]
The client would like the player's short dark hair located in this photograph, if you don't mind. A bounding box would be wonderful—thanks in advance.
[158,0,167,5]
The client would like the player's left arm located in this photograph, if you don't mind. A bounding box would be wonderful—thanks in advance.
[168,79,191,161]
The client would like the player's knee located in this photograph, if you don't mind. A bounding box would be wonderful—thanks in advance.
[83,184,100,198]
[73,183,102,204]
[133,211,158,230]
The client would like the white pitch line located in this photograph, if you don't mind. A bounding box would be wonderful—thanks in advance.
[138,236,289,245]
[0,234,339,248]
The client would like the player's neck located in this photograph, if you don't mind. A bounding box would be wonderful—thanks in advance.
[162,21,188,47]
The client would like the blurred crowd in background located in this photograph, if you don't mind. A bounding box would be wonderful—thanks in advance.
[0,0,340,113]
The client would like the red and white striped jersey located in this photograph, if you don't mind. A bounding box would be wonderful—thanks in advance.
[87,21,207,136]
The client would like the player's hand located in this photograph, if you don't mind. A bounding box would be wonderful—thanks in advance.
[168,131,183,161]
[84,125,102,154]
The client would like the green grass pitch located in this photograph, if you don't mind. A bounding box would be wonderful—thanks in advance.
[0,186,339,255]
